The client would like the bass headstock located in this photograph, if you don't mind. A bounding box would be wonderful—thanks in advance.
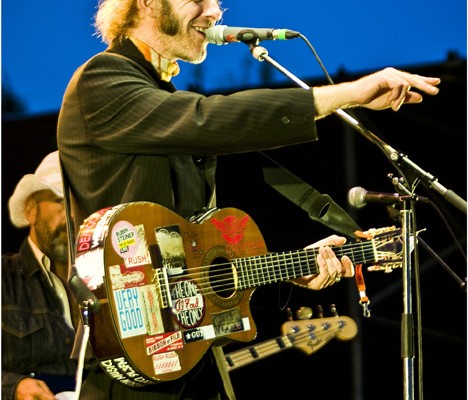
[281,305,358,355]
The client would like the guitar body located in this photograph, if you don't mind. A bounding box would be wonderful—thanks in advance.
[75,202,267,386]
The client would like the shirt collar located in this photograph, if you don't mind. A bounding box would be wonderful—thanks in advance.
[28,237,47,269]
[28,237,55,286]
[128,36,180,82]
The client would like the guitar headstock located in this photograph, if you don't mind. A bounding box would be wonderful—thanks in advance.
[356,226,405,272]
[280,306,358,355]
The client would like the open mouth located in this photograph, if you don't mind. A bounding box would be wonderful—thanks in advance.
[192,26,208,38]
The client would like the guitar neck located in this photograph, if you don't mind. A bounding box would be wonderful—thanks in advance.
[225,333,295,372]
[234,241,377,289]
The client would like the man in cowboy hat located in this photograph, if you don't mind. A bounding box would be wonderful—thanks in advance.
[2,151,77,400]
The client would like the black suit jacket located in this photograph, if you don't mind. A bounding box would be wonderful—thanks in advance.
[57,38,318,221]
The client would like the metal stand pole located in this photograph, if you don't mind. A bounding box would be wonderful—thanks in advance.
[401,206,415,400]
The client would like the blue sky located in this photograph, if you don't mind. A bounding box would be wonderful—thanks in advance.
[2,0,466,116]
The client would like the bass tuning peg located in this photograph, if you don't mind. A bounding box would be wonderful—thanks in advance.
[316,304,324,318]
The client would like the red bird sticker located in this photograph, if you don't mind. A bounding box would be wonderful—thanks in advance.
[210,215,250,245]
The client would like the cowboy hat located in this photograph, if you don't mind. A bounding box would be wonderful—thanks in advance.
[8,151,63,228]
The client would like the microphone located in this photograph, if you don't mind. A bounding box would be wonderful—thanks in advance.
[205,25,300,45]
[347,186,428,209]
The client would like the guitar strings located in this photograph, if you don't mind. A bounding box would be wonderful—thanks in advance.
[164,240,394,297]
[156,235,401,303]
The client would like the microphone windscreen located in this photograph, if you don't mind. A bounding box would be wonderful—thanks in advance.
[348,186,366,209]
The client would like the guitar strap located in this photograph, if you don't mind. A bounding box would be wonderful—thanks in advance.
[259,151,362,239]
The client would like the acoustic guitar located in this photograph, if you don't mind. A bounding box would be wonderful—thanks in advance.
[74,201,402,386]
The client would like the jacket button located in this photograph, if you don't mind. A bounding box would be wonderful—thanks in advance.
[281,116,290,124]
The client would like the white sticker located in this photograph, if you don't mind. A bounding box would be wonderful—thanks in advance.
[140,285,165,335]
[124,225,152,268]
[112,221,139,258]
[114,287,146,338]
[152,351,181,375]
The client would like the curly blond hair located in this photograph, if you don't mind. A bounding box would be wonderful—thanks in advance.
[94,0,140,44]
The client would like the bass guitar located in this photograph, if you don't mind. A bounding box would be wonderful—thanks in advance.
[74,202,402,386]
[225,315,358,372]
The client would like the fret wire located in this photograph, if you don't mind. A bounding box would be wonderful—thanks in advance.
[284,251,290,279]
[235,260,243,289]
[299,251,309,276]
[246,258,253,287]
[304,249,310,275]
[237,259,243,288]
[252,257,259,286]
[266,253,273,284]
[272,253,278,282]
[256,256,261,284]
[250,256,258,286]
[278,253,284,282]
[284,252,291,279]
[280,252,286,279]
[290,250,297,278]
[296,250,303,277]
[274,253,281,281]
[253,256,261,286]
[246,257,254,287]
[245,258,252,288]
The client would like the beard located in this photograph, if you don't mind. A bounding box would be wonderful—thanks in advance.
[35,217,69,264]
[159,0,180,36]
[158,0,208,64]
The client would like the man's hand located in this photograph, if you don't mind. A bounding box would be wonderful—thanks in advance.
[313,67,440,118]
[349,67,441,111]
[15,377,56,400]
[292,235,354,290]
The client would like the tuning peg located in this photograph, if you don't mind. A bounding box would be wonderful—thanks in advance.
[330,304,338,317]
[316,305,324,318]
[285,307,294,321]
[295,306,313,320]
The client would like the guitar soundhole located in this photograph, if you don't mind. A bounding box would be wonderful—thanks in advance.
[208,257,236,298]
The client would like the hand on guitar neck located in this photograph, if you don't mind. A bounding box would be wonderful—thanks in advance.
[292,235,355,290]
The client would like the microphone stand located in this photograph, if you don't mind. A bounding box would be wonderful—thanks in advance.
[245,42,467,400]
[400,202,416,400]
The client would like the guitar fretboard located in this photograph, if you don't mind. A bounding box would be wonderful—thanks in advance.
[225,334,295,371]
[234,241,377,290]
